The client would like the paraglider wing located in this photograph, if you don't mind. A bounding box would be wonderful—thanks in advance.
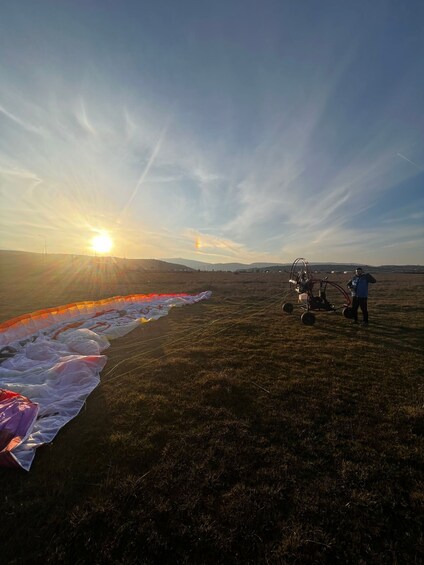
[0,291,211,470]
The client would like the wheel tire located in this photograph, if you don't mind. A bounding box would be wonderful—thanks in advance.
[282,302,293,314]
[301,312,315,325]
[343,307,354,319]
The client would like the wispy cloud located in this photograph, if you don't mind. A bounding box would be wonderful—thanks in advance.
[219,113,422,261]
[74,97,97,136]
[181,228,277,263]
[0,103,43,135]
[0,166,42,188]
[397,153,422,170]
[118,125,168,221]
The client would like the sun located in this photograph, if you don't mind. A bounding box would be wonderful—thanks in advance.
[91,233,113,254]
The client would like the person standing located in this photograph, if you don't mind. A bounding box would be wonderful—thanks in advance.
[347,267,376,326]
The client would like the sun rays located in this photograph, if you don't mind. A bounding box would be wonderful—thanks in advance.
[91,232,113,254]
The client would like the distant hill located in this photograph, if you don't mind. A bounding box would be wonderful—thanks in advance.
[244,263,424,274]
[163,257,424,273]
[0,250,193,273]
[1,251,422,275]
[163,258,287,271]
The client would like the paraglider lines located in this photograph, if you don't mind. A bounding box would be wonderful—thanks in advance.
[102,287,291,386]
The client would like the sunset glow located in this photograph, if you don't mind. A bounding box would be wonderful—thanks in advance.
[91,233,113,254]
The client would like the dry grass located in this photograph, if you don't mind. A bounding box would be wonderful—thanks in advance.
[1,263,423,564]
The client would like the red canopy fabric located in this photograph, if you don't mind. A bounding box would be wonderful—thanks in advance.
[0,389,39,469]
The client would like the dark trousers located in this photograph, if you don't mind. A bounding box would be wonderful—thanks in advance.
[352,297,369,322]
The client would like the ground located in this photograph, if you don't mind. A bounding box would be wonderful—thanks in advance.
[1,264,423,564]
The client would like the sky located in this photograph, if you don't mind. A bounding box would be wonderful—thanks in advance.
[0,0,423,265]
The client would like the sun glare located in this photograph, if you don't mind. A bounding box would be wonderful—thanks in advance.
[91,233,113,254]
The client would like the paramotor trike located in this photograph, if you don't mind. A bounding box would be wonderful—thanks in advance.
[282,258,354,325]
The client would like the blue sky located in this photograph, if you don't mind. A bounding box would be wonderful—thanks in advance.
[0,0,423,264]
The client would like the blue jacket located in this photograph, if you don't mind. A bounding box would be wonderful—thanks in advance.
[347,273,376,298]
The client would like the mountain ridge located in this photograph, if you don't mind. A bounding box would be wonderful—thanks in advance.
[1,250,423,273]
[0,250,193,272]
[163,257,424,273]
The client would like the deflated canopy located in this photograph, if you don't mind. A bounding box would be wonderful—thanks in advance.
[0,291,211,470]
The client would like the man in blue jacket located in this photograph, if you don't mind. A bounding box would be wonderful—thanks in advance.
[347,267,376,326]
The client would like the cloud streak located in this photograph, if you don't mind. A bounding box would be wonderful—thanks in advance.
[0,104,42,135]
[397,153,422,170]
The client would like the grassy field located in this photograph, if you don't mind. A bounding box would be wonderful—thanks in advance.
[1,264,423,564]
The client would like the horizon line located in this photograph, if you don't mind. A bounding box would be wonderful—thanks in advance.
[1,248,423,268]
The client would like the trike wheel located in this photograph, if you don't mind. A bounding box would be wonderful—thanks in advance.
[343,307,354,319]
[301,312,315,325]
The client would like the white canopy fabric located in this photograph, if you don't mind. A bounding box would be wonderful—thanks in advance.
[0,291,211,470]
